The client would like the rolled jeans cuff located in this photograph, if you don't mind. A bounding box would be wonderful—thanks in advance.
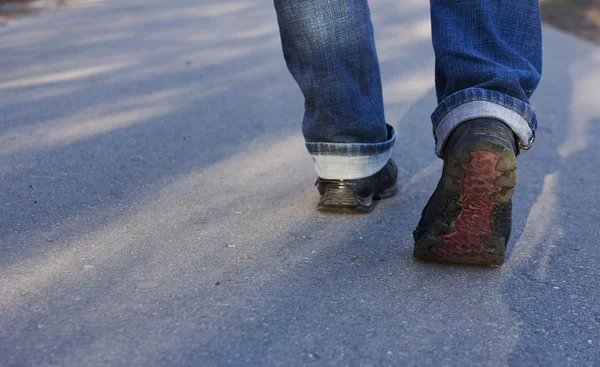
[305,124,396,180]
[432,88,537,158]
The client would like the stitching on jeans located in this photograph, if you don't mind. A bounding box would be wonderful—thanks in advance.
[305,142,394,149]
[308,151,392,156]
[432,96,535,130]
[306,146,393,155]
[306,140,396,154]
[438,97,532,121]
[305,137,396,149]
[306,127,396,156]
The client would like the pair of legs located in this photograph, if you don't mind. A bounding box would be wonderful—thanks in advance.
[273,0,542,265]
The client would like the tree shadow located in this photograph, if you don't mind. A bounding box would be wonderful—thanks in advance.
[0,0,450,365]
[3,1,598,366]
[0,0,435,273]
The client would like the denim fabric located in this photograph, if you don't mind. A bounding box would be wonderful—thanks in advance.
[274,0,387,146]
[430,0,542,156]
[433,88,537,157]
[306,124,396,179]
[274,0,542,178]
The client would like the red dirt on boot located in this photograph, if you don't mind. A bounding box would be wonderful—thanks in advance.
[413,118,519,266]
[434,152,502,262]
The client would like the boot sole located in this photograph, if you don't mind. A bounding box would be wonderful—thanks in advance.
[414,138,517,266]
[317,182,398,214]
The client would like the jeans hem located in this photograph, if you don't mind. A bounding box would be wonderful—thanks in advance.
[305,124,395,156]
[432,88,536,157]
[306,124,395,180]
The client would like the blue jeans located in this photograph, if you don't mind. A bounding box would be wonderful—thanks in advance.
[274,0,542,179]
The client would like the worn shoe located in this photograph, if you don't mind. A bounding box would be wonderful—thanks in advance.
[413,118,518,265]
[316,159,398,213]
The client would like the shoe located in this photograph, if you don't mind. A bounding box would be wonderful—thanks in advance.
[413,118,518,265]
[316,159,398,213]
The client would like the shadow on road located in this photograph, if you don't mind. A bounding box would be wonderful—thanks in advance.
[1,0,599,365]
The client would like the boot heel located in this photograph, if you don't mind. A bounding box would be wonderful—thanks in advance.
[317,183,376,213]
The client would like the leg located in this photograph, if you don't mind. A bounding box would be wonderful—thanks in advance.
[430,0,542,154]
[274,0,397,212]
[414,0,542,265]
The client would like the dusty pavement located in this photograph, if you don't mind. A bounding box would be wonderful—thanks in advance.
[1,0,600,366]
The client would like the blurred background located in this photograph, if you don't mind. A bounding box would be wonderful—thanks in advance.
[1,0,600,44]
[541,0,600,43]
[0,0,85,25]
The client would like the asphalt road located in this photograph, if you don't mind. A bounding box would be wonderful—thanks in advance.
[1,0,599,366]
